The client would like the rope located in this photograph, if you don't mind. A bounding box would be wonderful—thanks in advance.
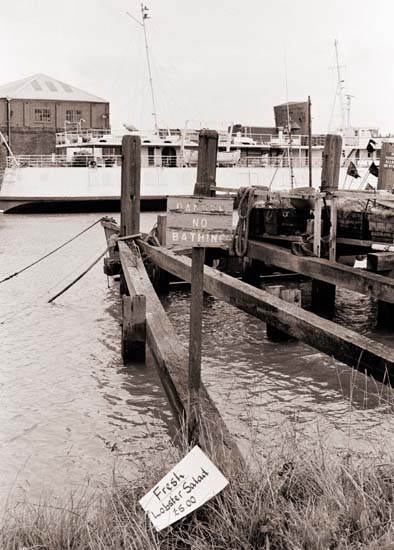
[48,247,109,303]
[232,187,255,257]
[0,217,106,285]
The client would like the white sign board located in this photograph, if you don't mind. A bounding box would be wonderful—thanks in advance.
[139,445,229,531]
[166,196,233,248]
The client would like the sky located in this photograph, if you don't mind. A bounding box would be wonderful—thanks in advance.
[1,0,394,134]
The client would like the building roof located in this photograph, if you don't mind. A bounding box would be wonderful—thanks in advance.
[0,73,107,103]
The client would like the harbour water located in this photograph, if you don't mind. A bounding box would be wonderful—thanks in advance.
[0,212,393,510]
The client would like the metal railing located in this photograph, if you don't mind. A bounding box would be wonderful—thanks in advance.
[7,154,379,170]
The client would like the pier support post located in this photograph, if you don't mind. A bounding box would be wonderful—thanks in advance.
[193,129,218,197]
[153,214,170,294]
[377,142,394,191]
[311,134,342,313]
[266,285,301,341]
[122,294,146,362]
[120,135,141,237]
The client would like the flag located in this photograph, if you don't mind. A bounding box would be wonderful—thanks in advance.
[346,161,360,178]
[369,162,379,177]
[367,139,377,154]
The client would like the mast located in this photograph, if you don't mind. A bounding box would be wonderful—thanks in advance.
[308,95,312,188]
[141,4,159,134]
[334,39,346,132]
[126,4,159,134]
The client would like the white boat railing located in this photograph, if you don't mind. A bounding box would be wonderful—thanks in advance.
[7,154,379,170]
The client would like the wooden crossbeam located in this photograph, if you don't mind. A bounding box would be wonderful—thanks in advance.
[247,240,394,304]
[118,241,243,470]
[137,240,394,384]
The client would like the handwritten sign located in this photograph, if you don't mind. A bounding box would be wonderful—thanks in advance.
[166,196,233,248]
[139,445,229,531]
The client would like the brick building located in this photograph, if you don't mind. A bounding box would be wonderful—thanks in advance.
[0,73,110,168]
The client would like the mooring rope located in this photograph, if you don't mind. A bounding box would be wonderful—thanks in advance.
[0,217,105,285]
[232,187,255,257]
[48,246,109,303]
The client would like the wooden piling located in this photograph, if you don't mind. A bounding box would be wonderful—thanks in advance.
[377,142,394,191]
[193,129,218,197]
[321,134,342,191]
[122,294,146,361]
[153,214,170,294]
[313,134,342,311]
[120,135,141,237]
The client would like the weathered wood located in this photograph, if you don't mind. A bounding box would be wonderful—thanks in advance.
[313,195,322,257]
[120,135,141,237]
[266,286,301,341]
[329,198,337,262]
[157,215,167,246]
[137,240,394,383]
[193,129,218,197]
[378,142,394,191]
[321,134,342,190]
[367,252,394,272]
[118,241,243,469]
[188,247,205,443]
[122,294,146,361]
[247,240,394,304]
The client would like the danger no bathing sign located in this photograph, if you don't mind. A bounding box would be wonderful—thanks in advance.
[166,196,233,248]
[139,446,229,531]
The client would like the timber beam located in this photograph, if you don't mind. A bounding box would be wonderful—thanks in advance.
[118,241,243,470]
[137,240,394,384]
[247,240,394,304]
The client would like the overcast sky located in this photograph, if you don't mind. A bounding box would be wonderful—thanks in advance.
[1,0,393,134]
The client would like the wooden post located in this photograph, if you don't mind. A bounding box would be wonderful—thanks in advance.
[193,129,218,197]
[314,134,341,311]
[313,196,322,257]
[154,214,170,294]
[122,294,146,361]
[120,135,141,237]
[188,247,205,444]
[329,197,337,262]
[308,95,312,188]
[320,134,342,191]
[377,142,394,191]
[266,285,301,341]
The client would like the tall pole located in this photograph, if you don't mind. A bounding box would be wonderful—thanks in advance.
[308,95,312,188]
[141,4,159,134]
[334,39,346,132]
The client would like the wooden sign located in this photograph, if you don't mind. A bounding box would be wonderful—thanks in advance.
[166,196,233,248]
[139,445,229,531]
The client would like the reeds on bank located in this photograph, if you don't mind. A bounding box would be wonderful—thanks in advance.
[2,433,394,550]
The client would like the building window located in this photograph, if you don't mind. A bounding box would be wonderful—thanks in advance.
[35,108,51,123]
[66,110,82,123]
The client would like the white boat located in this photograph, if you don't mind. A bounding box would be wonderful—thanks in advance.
[0,123,386,213]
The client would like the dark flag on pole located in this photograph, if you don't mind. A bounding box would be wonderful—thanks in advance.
[367,139,377,154]
[369,162,379,177]
[346,161,361,178]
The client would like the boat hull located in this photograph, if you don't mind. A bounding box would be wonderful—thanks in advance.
[0,165,375,213]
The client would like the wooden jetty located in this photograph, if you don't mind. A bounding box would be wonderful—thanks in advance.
[102,131,394,468]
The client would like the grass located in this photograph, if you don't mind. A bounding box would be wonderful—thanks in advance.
[2,431,394,550]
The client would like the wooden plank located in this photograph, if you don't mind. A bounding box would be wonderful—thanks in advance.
[367,252,394,272]
[137,240,394,383]
[118,241,243,469]
[122,294,146,361]
[247,240,394,304]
